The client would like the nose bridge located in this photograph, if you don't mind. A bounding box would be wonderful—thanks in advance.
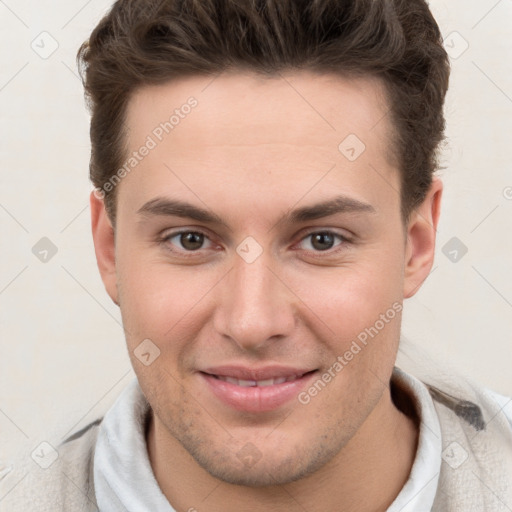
[214,248,295,350]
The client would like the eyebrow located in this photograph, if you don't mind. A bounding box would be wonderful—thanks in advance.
[136,195,376,226]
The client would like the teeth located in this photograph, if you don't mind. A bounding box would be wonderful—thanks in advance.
[215,375,302,386]
[257,379,275,387]
[238,379,257,387]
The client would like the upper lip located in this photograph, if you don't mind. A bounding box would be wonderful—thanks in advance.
[201,365,316,381]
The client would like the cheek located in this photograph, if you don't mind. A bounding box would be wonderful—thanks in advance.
[116,248,218,349]
[290,254,404,338]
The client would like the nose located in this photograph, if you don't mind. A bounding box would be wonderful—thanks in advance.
[213,248,297,352]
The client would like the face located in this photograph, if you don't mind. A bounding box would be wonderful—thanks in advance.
[91,70,440,486]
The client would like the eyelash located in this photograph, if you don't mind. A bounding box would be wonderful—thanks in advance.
[157,229,351,258]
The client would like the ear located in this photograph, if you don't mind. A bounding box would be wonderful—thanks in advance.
[90,190,119,306]
[403,178,443,298]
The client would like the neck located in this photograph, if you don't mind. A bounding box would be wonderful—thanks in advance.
[147,385,418,512]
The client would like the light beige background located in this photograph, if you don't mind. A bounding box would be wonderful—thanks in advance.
[1,0,511,493]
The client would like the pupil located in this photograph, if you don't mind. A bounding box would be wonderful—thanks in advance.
[312,233,334,251]
[181,232,204,250]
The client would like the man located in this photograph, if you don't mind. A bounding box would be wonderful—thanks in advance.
[8,0,512,510]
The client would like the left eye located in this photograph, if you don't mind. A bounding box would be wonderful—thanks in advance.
[298,231,346,252]
[164,231,214,251]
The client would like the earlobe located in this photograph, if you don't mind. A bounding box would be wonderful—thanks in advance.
[90,191,119,306]
[403,178,443,298]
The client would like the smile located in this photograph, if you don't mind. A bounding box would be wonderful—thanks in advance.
[200,368,318,412]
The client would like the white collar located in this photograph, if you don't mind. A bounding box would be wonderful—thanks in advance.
[387,367,442,512]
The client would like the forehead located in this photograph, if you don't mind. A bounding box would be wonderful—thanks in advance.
[125,70,393,152]
[119,71,399,221]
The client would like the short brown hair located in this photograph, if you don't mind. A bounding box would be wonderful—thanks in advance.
[78,0,450,226]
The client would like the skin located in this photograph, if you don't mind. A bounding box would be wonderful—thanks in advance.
[91,70,442,512]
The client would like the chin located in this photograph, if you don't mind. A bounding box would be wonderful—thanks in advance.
[179,432,344,488]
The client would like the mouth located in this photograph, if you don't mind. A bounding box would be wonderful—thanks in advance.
[199,368,318,412]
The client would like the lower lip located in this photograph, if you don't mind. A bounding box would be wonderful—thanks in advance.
[200,372,317,412]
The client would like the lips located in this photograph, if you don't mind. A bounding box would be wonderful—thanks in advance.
[199,365,317,412]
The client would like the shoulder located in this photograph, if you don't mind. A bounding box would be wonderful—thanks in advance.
[425,376,512,511]
[3,419,102,512]
[426,377,512,436]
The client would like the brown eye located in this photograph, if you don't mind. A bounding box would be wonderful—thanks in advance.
[310,232,336,251]
[162,230,213,252]
[179,232,204,250]
[297,231,347,253]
